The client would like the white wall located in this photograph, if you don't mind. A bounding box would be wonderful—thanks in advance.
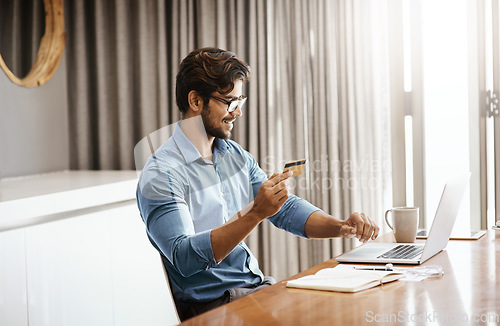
[0,54,69,178]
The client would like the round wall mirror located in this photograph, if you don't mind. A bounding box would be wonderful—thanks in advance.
[0,0,65,88]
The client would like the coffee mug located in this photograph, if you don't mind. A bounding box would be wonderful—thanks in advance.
[384,207,419,243]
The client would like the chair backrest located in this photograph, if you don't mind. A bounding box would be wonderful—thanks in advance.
[161,257,181,325]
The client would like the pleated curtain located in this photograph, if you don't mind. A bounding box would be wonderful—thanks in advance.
[64,0,392,281]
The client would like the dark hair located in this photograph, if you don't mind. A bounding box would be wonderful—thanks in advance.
[175,47,250,114]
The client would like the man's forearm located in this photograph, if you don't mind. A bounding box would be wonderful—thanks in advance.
[304,210,345,238]
[305,211,379,242]
[210,205,262,262]
[210,171,292,262]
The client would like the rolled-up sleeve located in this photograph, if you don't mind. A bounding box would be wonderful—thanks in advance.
[268,195,321,238]
[137,168,217,277]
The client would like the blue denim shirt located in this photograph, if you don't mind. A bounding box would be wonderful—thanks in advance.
[136,123,320,302]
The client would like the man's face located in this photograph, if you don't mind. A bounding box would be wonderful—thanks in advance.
[201,80,244,140]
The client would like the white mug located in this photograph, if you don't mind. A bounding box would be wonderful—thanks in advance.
[384,207,419,243]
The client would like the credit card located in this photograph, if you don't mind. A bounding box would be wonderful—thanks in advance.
[283,159,307,176]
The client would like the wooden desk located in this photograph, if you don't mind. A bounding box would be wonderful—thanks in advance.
[183,231,500,325]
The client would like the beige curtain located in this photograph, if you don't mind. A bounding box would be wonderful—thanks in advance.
[65,0,392,281]
[66,0,178,169]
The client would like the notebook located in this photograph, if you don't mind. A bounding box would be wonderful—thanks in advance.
[286,265,405,293]
[336,174,470,265]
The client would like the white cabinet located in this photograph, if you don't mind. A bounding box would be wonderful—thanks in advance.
[25,210,114,326]
[0,171,178,326]
[0,229,28,326]
[110,205,176,326]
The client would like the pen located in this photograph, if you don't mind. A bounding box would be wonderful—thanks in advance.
[354,267,393,271]
[354,263,394,271]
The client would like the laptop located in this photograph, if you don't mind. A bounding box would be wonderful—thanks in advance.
[336,174,470,265]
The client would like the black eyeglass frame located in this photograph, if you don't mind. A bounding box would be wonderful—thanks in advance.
[209,95,247,112]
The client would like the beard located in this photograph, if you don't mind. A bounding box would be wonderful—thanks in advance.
[201,105,232,140]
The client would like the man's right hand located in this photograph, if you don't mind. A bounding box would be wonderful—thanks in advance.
[251,171,292,220]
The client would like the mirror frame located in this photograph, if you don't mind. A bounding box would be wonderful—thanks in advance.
[0,0,65,88]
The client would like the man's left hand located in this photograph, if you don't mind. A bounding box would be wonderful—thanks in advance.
[340,212,379,243]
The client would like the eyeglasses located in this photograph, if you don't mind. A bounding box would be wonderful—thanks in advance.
[209,95,247,112]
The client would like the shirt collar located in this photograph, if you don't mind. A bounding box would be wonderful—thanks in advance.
[172,123,231,164]
[213,138,230,154]
[172,123,203,164]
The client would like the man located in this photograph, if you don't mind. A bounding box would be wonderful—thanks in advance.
[136,47,379,321]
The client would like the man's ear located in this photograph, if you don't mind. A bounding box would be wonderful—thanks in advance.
[188,90,203,113]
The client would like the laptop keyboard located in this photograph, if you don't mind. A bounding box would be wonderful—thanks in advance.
[377,245,424,260]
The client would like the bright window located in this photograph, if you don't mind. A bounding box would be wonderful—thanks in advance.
[420,0,472,233]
